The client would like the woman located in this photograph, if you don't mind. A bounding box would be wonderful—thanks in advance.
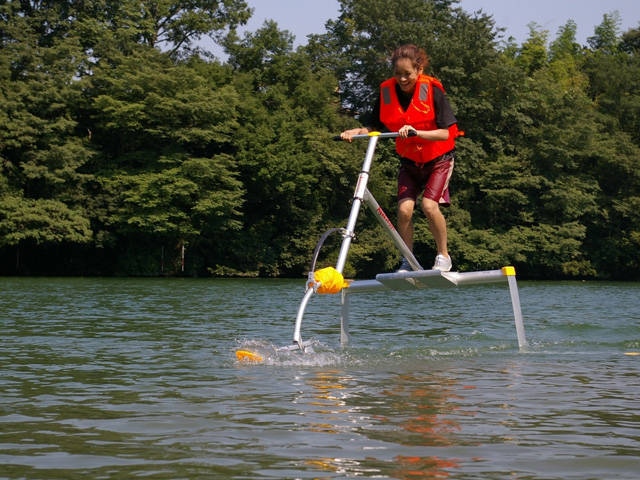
[340,44,459,272]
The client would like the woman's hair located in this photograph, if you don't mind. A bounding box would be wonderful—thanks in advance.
[391,44,429,71]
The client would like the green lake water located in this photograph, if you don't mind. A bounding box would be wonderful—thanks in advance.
[1,277,639,479]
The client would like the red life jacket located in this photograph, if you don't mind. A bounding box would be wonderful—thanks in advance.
[379,74,458,163]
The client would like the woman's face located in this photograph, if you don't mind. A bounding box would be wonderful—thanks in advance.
[393,58,421,93]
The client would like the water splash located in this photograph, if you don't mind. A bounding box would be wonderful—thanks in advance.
[235,338,343,367]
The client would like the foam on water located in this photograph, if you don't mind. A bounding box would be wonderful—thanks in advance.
[235,338,343,367]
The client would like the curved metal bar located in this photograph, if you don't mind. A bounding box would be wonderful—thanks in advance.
[292,287,316,350]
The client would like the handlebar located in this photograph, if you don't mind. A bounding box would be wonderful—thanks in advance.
[333,130,417,141]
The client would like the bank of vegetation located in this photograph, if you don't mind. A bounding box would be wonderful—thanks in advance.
[1,0,639,279]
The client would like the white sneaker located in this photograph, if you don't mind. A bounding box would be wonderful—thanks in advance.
[432,254,452,272]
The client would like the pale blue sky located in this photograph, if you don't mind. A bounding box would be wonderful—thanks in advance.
[238,0,640,47]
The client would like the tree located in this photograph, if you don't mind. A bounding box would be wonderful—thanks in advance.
[98,153,243,275]
[1,0,639,279]
[84,49,240,160]
[78,49,246,274]
[549,20,581,61]
[516,23,549,74]
[620,27,640,54]
[587,11,622,54]
[0,195,92,272]
[64,0,252,59]
[0,0,95,271]
[138,0,253,55]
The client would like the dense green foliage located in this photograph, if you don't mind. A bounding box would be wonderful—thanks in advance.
[1,0,639,279]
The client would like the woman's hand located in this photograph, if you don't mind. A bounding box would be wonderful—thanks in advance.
[340,127,368,142]
[398,125,418,138]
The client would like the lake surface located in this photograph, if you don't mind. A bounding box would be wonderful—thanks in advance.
[1,276,639,479]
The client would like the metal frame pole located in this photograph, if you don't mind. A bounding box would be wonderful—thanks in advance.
[335,134,380,273]
[363,189,422,270]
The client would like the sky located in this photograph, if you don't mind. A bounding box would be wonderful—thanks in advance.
[231,0,640,48]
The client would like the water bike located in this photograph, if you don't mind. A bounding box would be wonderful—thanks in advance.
[236,131,527,363]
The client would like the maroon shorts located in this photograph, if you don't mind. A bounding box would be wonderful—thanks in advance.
[397,152,455,206]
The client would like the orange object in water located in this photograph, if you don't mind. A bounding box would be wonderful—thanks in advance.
[235,349,264,363]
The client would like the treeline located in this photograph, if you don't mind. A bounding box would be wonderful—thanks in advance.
[1,0,639,280]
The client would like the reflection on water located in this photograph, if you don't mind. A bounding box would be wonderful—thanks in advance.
[302,370,351,435]
[356,371,463,478]
[374,373,461,446]
[293,369,463,478]
[1,277,639,479]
